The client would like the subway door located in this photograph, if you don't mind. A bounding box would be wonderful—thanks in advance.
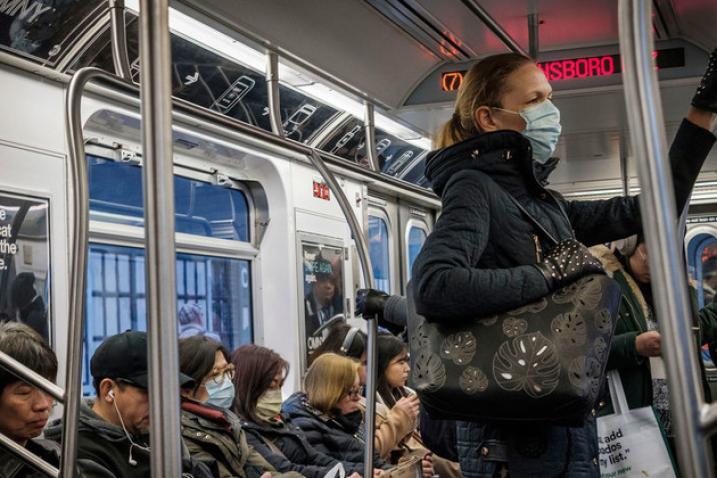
[292,163,361,373]
[366,196,401,295]
[686,223,717,399]
[0,142,69,389]
[397,202,434,294]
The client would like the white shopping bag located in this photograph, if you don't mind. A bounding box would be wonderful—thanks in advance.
[597,371,676,478]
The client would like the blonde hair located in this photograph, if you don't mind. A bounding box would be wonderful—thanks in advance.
[435,53,533,149]
[304,352,358,413]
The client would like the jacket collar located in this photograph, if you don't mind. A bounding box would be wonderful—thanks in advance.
[425,130,546,198]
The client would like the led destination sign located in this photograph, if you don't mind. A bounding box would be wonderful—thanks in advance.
[440,47,686,92]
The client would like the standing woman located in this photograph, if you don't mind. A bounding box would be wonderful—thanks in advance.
[411,51,717,477]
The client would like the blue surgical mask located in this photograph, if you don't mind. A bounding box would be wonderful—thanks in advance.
[205,375,235,409]
[496,99,562,164]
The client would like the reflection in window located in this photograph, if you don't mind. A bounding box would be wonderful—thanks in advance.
[320,118,425,174]
[401,157,431,189]
[71,14,338,142]
[84,243,252,394]
[369,215,391,293]
[688,234,717,307]
[407,226,427,278]
[0,0,104,65]
[88,156,250,242]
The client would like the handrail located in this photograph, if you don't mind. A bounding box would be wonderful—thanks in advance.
[267,51,284,137]
[363,102,380,172]
[0,433,59,477]
[461,0,528,56]
[109,0,132,80]
[618,1,715,476]
[0,351,64,401]
[308,150,377,478]
[63,67,118,478]
[138,0,183,476]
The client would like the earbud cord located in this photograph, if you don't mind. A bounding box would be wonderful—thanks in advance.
[111,393,150,465]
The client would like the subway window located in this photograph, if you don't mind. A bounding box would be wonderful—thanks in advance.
[368,214,391,293]
[83,155,254,394]
[406,224,427,278]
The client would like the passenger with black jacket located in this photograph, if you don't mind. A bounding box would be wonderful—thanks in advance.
[231,344,361,478]
[0,322,64,478]
[410,50,717,478]
[282,353,392,474]
[177,336,295,478]
[45,330,212,478]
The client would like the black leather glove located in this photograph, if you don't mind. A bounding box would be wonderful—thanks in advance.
[692,48,717,113]
[355,288,390,318]
[535,239,604,290]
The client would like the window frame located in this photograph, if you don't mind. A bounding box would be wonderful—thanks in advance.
[367,207,395,295]
[686,225,717,308]
[84,151,260,393]
[404,219,429,282]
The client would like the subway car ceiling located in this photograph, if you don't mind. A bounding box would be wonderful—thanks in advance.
[1,0,717,200]
[174,0,717,199]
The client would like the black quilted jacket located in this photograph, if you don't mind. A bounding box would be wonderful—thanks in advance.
[412,121,714,322]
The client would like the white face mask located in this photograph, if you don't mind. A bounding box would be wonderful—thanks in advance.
[255,388,283,422]
[495,99,562,164]
[204,375,235,409]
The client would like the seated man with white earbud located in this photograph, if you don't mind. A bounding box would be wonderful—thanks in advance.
[45,331,213,477]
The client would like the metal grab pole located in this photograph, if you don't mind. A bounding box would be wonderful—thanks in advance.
[364,102,380,172]
[0,351,64,401]
[267,51,284,137]
[308,150,377,477]
[138,1,182,476]
[461,0,528,56]
[109,0,132,80]
[0,434,59,478]
[618,1,714,476]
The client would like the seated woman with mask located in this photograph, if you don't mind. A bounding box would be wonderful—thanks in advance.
[309,323,420,460]
[282,353,392,474]
[232,344,361,478]
[178,336,299,478]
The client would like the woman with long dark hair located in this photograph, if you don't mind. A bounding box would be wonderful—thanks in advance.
[231,344,360,478]
[178,336,284,478]
[411,50,717,477]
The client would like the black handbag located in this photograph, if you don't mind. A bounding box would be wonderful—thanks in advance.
[407,197,621,423]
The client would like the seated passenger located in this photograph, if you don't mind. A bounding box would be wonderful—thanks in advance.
[376,334,461,478]
[178,335,294,478]
[44,330,211,477]
[231,344,361,478]
[282,353,391,473]
[309,323,419,459]
[0,322,60,477]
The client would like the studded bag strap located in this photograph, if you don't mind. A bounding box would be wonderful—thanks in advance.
[503,192,560,247]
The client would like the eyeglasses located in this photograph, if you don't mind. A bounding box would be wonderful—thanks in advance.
[207,364,235,385]
[344,387,361,399]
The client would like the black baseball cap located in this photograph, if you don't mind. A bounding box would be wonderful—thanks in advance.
[90,330,194,389]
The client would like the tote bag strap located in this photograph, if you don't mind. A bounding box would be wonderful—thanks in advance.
[606,370,630,415]
[502,191,560,247]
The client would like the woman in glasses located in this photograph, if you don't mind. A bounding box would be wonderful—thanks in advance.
[178,335,291,478]
[282,353,391,474]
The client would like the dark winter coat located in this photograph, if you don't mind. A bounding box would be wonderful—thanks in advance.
[410,121,715,478]
[44,399,213,478]
[281,392,391,474]
[241,414,359,478]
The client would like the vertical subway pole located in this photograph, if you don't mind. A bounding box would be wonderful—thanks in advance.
[109,0,132,80]
[528,13,539,60]
[364,101,380,171]
[306,149,378,478]
[618,0,714,476]
[138,1,183,476]
[267,51,284,137]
